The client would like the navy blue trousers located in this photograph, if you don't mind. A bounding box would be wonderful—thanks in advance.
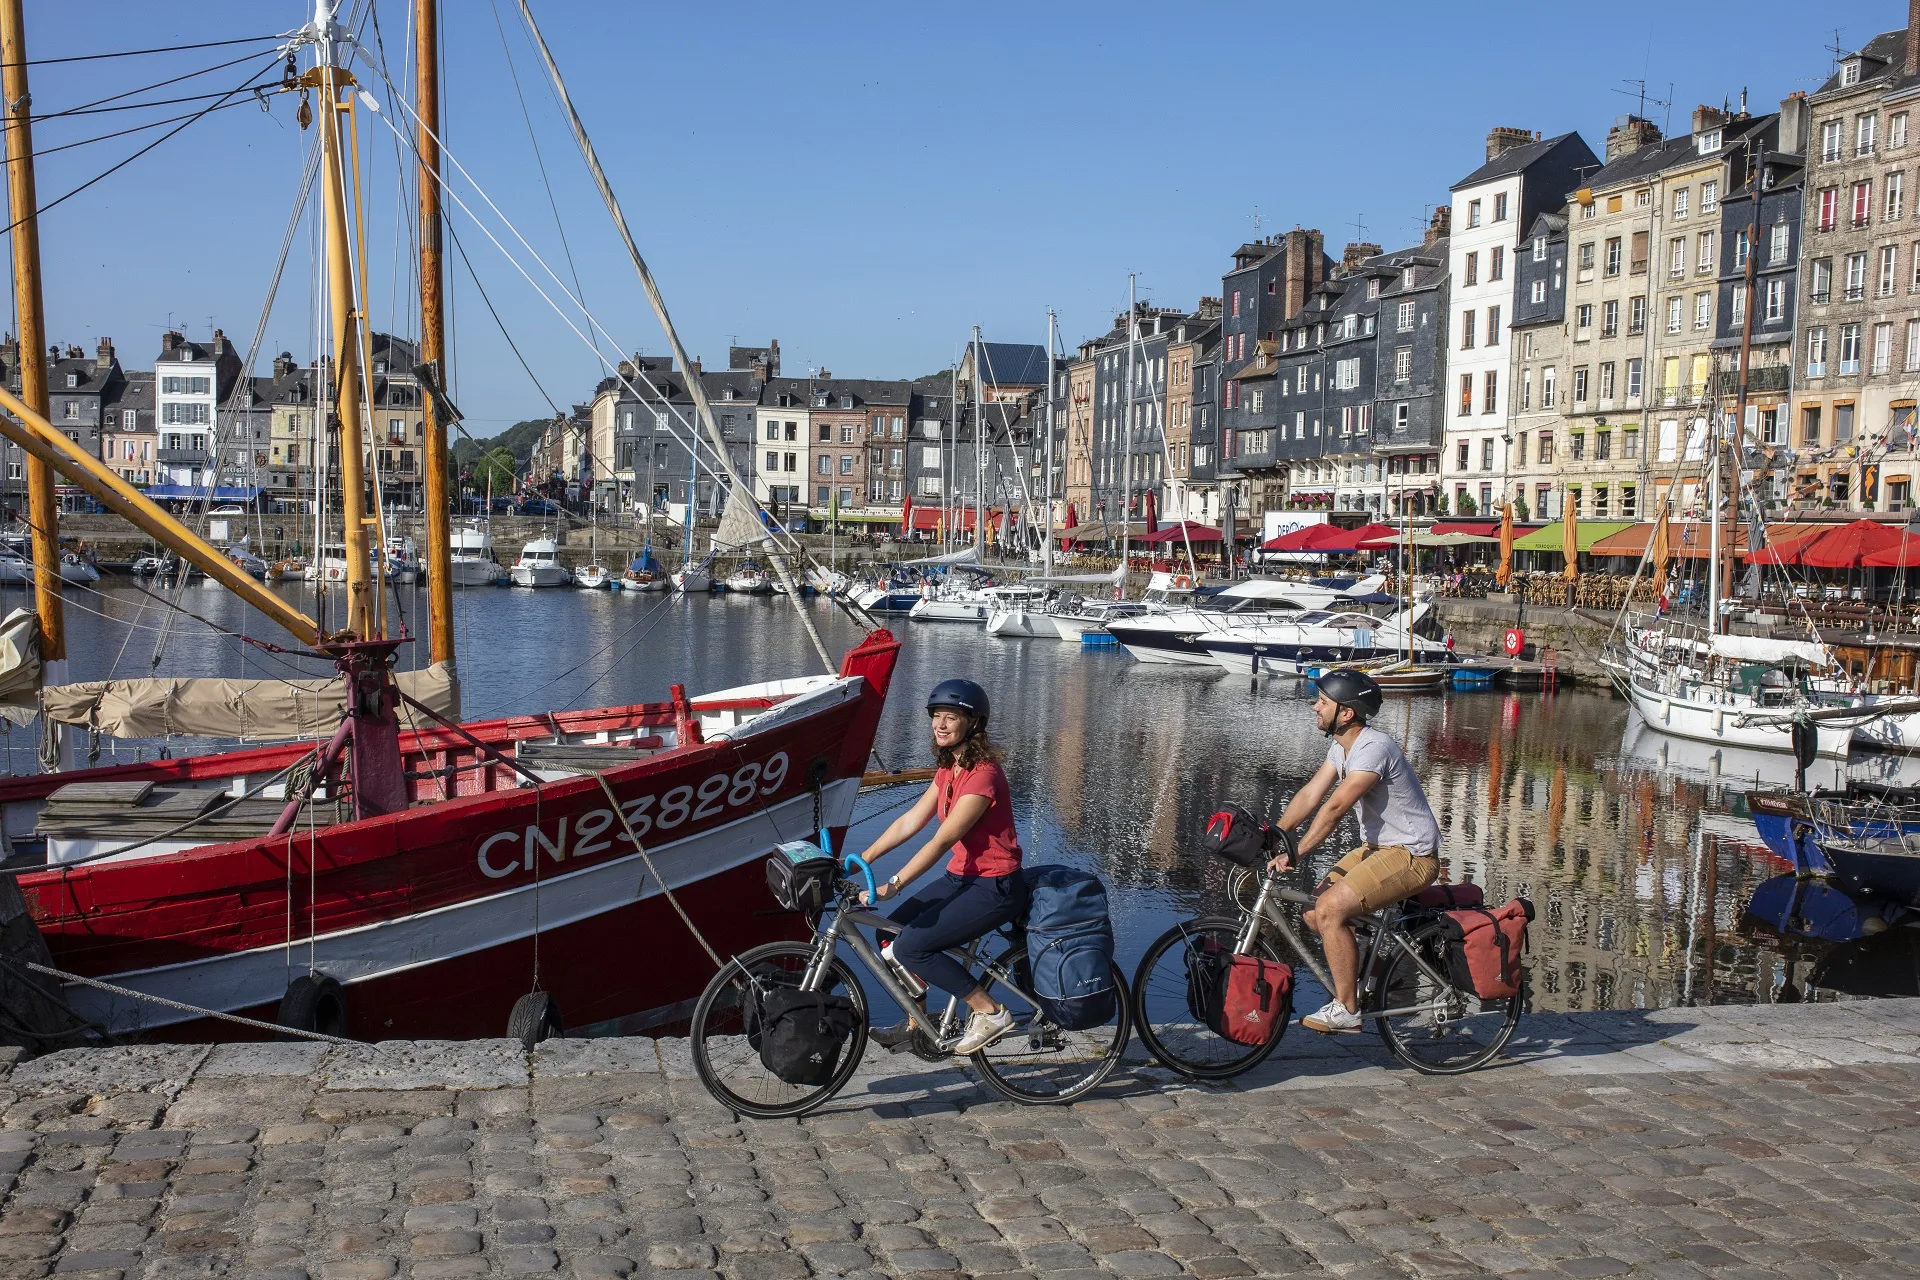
[887,871,1028,1001]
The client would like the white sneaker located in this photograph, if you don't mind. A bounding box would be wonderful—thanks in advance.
[952,1004,1014,1055]
[1301,999,1362,1034]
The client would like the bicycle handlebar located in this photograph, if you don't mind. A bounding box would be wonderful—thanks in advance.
[840,853,878,901]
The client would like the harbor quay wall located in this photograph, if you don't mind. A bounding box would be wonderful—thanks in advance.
[0,998,1915,1277]
[1431,599,1616,685]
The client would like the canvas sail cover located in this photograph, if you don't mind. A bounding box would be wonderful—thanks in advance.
[40,661,461,740]
[1707,634,1831,668]
[711,485,773,552]
[0,609,41,728]
[901,545,983,568]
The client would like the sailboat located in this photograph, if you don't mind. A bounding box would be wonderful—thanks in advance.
[0,0,898,1043]
[572,507,611,589]
[670,446,712,592]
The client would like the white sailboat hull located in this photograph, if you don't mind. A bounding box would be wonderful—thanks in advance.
[909,597,988,623]
[573,566,613,589]
[985,608,1059,638]
[673,570,712,593]
[1620,675,1851,758]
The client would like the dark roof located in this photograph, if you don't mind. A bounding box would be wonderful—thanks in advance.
[973,342,1049,387]
[1524,211,1567,239]
[1816,29,1911,98]
[108,371,154,417]
[48,357,105,392]
[1451,131,1584,191]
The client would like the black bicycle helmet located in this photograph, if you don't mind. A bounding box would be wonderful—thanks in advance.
[926,678,990,735]
[1315,668,1383,722]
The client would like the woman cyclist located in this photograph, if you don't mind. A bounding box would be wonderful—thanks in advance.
[853,678,1026,1056]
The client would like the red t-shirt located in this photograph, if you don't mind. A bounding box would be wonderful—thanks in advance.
[935,760,1022,877]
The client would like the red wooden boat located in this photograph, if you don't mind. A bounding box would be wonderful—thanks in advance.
[0,631,898,1040]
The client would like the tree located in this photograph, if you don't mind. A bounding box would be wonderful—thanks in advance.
[1514,496,1530,522]
[1434,492,1450,515]
[471,447,517,495]
[1457,493,1478,516]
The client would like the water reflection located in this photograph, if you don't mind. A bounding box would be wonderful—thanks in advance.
[17,580,1920,1012]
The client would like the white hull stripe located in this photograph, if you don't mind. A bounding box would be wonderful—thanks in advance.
[66,778,859,1034]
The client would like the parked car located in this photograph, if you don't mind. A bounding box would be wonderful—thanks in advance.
[517,499,559,517]
[207,504,248,517]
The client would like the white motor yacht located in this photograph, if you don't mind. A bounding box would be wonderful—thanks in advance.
[509,538,571,587]
[449,524,503,586]
[1196,603,1449,676]
[1104,574,1390,665]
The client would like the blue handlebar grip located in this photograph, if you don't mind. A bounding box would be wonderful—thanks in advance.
[842,853,877,899]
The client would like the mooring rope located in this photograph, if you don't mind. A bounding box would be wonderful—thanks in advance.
[4,958,352,1045]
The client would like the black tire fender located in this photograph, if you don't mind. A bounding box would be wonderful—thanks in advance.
[277,974,348,1040]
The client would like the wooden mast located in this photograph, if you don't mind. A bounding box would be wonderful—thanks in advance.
[312,15,377,639]
[416,0,455,665]
[0,0,64,671]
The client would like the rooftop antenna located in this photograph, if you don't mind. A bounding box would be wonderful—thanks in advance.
[1351,213,1369,243]
[1613,77,1673,133]
[1411,203,1432,236]
[1826,29,1847,75]
[1251,206,1263,238]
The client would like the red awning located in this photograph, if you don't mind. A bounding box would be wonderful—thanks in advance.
[1261,523,1346,552]
[1137,521,1223,544]
[908,507,989,531]
[1430,521,1499,537]
[1795,520,1906,569]
[1316,522,1402,552]
[1863,532,1920,567]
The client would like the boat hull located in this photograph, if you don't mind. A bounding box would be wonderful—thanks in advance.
[909,598,989,623]
[12,631,903,1041]
[1621,677,1851,758]
[986,608,1059,638]
[510,564,570,587]
[673,570,713,593]
[449,558,502,587]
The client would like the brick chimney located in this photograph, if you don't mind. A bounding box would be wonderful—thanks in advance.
[211,328,229,357]
[95,337,114,371]
[688,356,702,377]
[160,330,182,357]
[1425,206,1452,245]
[1691,104,1728,137]
[1485,127,1534,161]
[1605,115,1662,162]
[616,358,634,379]
[765,338,780,377]
[1340,241,1382,274]
[1909,0,1920,75]
[1197,296,1222,319]
[272,351,294,380]
[1280,227,1325,319]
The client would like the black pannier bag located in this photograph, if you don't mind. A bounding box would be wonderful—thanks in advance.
[1200,803,1269,867]
[754,988,860,1086]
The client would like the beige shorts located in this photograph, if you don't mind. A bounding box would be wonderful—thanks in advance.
[1322,844,1440,912]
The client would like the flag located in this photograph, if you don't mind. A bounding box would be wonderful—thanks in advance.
[900,492,912,538]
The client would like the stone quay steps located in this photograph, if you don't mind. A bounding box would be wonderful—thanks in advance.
[0,999,1913,1278]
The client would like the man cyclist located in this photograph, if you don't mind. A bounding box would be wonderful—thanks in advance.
[1268,669,1442,1034]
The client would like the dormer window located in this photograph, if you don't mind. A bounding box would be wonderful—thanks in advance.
[841,394,854,409]
[1841,58,1862,87]
[1696,129,1721,154]
[375,360,387,374]
[65,373,77,388]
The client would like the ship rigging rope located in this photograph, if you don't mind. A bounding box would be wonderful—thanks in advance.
[356,85,759,526]
[3,33,289,69]
[9,959,351,1045]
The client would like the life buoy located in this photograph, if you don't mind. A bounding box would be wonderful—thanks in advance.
[1172,574,1194,590]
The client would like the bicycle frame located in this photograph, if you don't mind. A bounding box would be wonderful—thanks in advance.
[1234,871,1466,1024]
[797,900,1043,1047]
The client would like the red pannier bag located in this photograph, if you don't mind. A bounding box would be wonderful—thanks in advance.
[1212,954,1292,1045]
[1411,883,1484,910]
[1438,899,1533,1000]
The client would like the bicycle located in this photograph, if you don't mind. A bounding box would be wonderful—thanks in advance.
[690,852,1132,1119]
[1132,825,1524,1078]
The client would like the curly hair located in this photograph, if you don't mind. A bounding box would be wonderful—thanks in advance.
[933,717,1002,772]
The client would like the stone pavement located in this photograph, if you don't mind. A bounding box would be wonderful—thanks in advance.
[0,999,1917,1279]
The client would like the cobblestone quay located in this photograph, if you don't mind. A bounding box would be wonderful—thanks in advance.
[1,1000,1918,1279]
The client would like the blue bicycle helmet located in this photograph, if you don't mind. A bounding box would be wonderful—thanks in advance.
[926,678,990,737]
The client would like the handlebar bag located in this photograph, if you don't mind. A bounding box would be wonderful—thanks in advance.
[755,987,860,1086]
[1021,865,1117,1031]
[1201,804,1269,867]
[766,841,838,915]
[1438,899,1534,1000]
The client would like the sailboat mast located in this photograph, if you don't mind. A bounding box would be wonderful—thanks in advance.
[1043,309,1055,576]
[0,0,65,675]
[314,7,377,638]
[944,364,954,553]
[972,327,985,556]
[416,0,455,665]
[1121,273,1136,595]
[1707,433,1721,637]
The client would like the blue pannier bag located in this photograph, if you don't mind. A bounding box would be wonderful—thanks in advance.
[1020,865,1117,1031]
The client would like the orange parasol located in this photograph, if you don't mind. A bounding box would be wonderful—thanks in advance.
[1496,501,1514,587]
[1560,492,1580,583]
[1650,497,1671,599]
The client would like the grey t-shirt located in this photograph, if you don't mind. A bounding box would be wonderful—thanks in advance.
[1326,726,1441,857]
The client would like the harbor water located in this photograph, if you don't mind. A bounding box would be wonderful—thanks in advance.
[14,579,1916,1015]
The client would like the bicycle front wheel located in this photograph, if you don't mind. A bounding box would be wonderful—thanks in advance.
[1373,921,1522,1074]
[968,951,1131,1106]
[690,940,869,1119]
[1131,916,1290,1080]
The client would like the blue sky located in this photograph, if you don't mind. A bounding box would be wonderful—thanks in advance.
[11,0,1898,432]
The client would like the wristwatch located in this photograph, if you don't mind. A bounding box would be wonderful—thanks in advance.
[887,874,900,893]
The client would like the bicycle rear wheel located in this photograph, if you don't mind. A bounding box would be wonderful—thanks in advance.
[1373,921,1522,1074]
[1131,916,1290,1080]
[690,940,869,1119]
[968,950,1131,1105]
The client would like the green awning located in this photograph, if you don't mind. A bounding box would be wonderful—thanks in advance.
[1511,521,1634,553]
